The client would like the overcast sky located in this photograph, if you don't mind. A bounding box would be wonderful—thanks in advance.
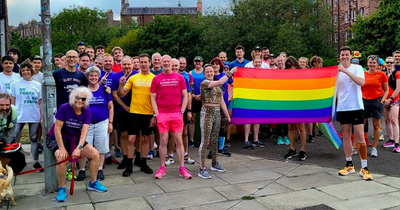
[8,0,230,26]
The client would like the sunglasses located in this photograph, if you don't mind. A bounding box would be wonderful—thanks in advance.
[386,62,394,64]
[75,96,87,102]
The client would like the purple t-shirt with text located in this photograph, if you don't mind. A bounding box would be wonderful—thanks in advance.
[89,86,112,122]
[111,70,138,112]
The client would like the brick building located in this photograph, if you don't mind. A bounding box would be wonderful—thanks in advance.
[327,0,380,52]
[13,19,41,38]
[120,0,202,27]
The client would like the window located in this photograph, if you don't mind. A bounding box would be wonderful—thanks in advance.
[345,31,348,41]
[334,14,338,23]
[345,11,348,23]
[360,7,364,17]
[335,32,338,43]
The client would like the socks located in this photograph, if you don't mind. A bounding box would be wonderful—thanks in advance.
[80,169,85,171]
[98,166,103,170]
[345,157,352,162]
[184,152,188,156]
[361,160,368,169]
[123,155,127,162]
[218,137,225,150]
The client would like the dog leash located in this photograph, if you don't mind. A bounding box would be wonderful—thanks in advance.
[15,156,81,176]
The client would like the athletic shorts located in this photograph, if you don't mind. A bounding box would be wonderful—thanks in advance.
[192,99,202,112]
[157,112,184,133]
[228,101,233,110]
[128,113,155,136]
[46,136,88,155]
[114,110,130,132]
[86,119,110,153]
[336,110,364,125]
[363,97,383,119]
[183,110,189,126]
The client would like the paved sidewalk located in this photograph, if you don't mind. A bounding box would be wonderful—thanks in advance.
[4,145,400,210]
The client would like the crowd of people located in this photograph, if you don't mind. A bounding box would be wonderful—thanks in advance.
[1,43,400,202]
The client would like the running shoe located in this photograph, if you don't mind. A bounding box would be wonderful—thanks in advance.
[383,140,395,148]
[179,167,192,179]
[140,163,154,174]
[244,141,254,149]
[284,136,290,145]
[114,148,122,157]
[147,150,154,160]
[307,135,314,143]
[277,136,284,145]
[184,155,196,164]
[370,148,378,157]
[87,180,107,192]
[165,157,174,166]
[198,169,211,179]
[338,165,355,176]
[352,148,358,155]
[393,145,400,153]
[154,167,166,179]
[225,139,231,148]
[210,162,226,172]
[33,162,44,173]
[298,151,307,161]
[284,149,297,159]
[97,170,105,180]
[66,168,76,181]
[56,187,66,202]
[359,168,373,180]
[188,141,195,148]
[218,148,231,157]
[76,170,86,181]
[252,140,266,148]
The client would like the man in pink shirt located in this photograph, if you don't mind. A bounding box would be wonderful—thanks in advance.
[150,55,192,179]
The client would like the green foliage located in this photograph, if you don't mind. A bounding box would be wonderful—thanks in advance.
[10,32,41,62]
[348,0,400,57]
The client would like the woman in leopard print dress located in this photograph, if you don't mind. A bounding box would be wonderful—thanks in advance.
[197,64,235,179]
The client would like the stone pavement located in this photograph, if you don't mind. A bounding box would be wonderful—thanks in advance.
[3,145,400,210]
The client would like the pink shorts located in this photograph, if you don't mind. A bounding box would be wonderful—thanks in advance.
[157,112,184,133]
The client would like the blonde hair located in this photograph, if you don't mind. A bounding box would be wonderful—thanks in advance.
[69,86,92,107]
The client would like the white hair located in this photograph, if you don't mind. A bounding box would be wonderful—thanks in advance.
[152,52,162,60]
[86,66,101,77]
[69,86,93,107]
[171,58,180,65]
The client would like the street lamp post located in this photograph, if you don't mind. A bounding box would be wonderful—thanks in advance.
[40,0,58,193]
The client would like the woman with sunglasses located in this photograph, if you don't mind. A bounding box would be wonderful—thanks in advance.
[283,56,308,161]
[46,87,107,202]
[382,57,400,152]
[361,55,389,157]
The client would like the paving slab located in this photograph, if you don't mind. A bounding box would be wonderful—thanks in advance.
[215,154,252,164]
[276,173,344,191]
[244,159,299,171]
[285,165,336,177]
[318,180,398,199]
[145,188,227,210]
[253,182,292,197]
[156,175,228,193]
[270,164,300,175]
[14,172,44,185]
[88,182,163,203]
[375,176,400,189]
[230,200,271,210]
[243,155,264,161]
[94,197,152,210]
[213,180,272,200]
[131,169,183,184]
[66,203,94,210]
[186,162,249,175]
[216,169,282,184]
[327,194,400,210]
[10,189,90,210]
[97,174,135,187]
[13,182,44,197]
[183,200,240,210]
[257,189,340,210]
[387,191,400,199]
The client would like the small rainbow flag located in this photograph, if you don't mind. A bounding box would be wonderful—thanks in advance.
[232,66,338,124]
[317,122,342,150]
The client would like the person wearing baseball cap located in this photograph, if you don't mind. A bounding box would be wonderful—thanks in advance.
[77,41,86,54]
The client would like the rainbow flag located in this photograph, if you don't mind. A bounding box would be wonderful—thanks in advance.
[317,122,342,150]
[232,66,338,124]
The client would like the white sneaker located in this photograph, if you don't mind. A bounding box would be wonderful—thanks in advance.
[184,155,195,165]
[153,142,158,150]
[165,157,174,166]
[352,148,358,155]
[370,148,378,157]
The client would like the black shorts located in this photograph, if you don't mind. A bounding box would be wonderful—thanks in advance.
[46,136,88,155]
[128,113,155,136]
[336,110,364,125]
[183,110,189,125]
[192,99,202,112]
[363,98,384,119]
[114,110,130,132]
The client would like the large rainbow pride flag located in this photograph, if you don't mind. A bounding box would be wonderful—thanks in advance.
[232,66,338,124]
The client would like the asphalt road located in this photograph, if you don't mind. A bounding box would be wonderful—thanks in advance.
[227,121,400,177]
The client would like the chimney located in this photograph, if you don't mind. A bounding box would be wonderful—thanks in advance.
[178,0,181,7]
[107,9,114,26]
[197,0,202,15]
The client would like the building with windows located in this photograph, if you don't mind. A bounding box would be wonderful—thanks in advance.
[326,0,380,52]
[120,0,202,26]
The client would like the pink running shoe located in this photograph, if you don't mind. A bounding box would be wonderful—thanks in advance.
[393,145,400,153]
[179,167,192,179]
[383,140,395,148]
[154,166,166,179]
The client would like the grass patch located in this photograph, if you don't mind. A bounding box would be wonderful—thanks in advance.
[241,195,255,200]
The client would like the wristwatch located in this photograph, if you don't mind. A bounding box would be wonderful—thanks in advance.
[153,114,157,117]
[78,145,84,150]
[180,110,185,114]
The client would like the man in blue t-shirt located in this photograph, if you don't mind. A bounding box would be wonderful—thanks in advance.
[229,45,249,69]
[99,54,115,87]
[150,52,164,75]
[53,50,88,108]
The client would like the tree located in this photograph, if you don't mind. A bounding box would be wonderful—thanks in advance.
[348,0,400,57]
[10,32,41,62]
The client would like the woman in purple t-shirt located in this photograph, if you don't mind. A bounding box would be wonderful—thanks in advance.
[46,87,107,202]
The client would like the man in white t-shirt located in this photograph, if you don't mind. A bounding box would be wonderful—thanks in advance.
[245,46,269,69]
[336,46,372,181]
[0,56,21,94]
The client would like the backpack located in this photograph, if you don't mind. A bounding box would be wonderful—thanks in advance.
[388,70,398,90]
